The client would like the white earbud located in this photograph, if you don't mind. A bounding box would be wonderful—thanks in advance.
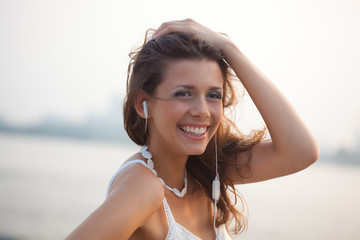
[143,101,148,119]
[143,101,148,133]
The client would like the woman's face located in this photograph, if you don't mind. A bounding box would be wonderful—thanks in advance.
[147,59,224,156]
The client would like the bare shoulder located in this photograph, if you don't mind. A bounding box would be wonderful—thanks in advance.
[66,161,164,240]
[108,161,165,205]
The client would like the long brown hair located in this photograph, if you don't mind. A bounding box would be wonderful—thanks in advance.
[123,30,266,234]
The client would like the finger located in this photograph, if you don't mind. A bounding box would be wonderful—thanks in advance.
[153,19,195,39]
[153,21,182,37]
[153,26,184,39]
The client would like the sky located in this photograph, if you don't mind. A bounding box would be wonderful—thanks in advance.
[0,0,359,152]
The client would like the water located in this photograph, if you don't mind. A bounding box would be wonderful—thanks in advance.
[239,161,360,239]
[0,134,359,240]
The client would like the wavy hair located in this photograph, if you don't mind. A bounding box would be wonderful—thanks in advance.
[123,30,266,234]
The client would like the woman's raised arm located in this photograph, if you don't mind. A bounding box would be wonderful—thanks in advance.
[154,19,319,183]
[223,41,319,183]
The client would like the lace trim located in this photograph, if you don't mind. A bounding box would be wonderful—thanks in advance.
[163,198,175,240]
[176,223,202,240]
[163,197,202,240]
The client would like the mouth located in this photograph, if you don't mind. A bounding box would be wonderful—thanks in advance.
[178,125,209,137]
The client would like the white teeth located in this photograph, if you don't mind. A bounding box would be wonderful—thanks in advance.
[179,126,207,136]
[195,128,200,134]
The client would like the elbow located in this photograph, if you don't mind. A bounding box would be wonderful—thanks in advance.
[309,138,320,164]
[298,140,320,170]
[306,148,319,168]
[285,137,320,172]
[311,142,320,164]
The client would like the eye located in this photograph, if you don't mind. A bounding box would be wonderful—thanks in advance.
[174,90,192,98]
[206,91,222,100]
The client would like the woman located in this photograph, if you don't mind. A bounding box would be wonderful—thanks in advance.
[66,19,319,240]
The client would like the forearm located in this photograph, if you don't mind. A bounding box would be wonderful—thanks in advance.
[223,41,319,166]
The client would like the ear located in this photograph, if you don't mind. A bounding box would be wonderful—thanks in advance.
[134,90,151,119]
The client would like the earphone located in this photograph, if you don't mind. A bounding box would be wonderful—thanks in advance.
[212,134,220,238]
[212,176,220,201]
[212,135,220,201]
[143,101,148,132]
[143,101,148,118]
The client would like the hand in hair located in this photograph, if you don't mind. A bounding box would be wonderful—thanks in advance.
[153,18,231,53]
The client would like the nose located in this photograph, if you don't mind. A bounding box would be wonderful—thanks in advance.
[190,96,211,119]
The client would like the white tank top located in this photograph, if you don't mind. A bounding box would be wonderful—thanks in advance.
[106,160,232,240]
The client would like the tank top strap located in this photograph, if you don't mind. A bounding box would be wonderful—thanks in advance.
[163,196,180,240]
[163,197,176,225]
[106,160,153,197]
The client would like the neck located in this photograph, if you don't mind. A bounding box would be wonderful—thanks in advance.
[146,142,188,190]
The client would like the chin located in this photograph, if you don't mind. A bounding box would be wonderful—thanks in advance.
[182,144,208,156]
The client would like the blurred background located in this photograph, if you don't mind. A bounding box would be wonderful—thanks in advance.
[0,0,359,239]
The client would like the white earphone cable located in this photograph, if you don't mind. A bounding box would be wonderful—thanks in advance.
[213,134,219,239]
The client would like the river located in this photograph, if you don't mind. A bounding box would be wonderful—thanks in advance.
[0,134,359,239]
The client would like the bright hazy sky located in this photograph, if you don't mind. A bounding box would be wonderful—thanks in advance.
[1,0,359,152]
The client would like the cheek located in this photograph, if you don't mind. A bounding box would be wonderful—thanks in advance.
[154,102,187,124]
[211,104,223,123]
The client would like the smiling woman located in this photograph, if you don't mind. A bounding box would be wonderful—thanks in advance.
[147,59,223,156]
[65,19,319,240]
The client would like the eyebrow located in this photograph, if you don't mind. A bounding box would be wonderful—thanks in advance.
[175,85,223,90]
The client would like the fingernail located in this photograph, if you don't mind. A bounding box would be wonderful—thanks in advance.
[151,34,158,40]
